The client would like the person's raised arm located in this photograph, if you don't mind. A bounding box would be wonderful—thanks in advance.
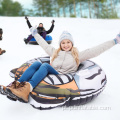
[25,16,32,29]
[30,26,55,57]
[46,20,55,34]
[78,34,120,62]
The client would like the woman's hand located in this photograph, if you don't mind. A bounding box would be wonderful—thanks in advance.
[30,26,37,36]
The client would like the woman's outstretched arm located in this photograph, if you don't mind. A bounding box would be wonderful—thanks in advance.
[34,33,56,57]
[30,26,55,57]
[78,40,116,63]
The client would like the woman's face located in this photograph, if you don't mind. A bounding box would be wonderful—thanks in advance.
[60,39,73,51]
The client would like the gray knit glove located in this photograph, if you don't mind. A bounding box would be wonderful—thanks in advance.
[30,26,37,36]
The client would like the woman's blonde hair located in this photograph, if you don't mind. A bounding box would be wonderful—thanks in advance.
[51,47,80,66]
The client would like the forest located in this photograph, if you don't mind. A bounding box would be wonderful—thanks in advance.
[0,0,120,18]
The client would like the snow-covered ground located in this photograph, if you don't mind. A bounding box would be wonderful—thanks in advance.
[0,17,120,120]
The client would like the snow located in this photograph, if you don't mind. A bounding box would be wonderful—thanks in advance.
[0,17,120,120]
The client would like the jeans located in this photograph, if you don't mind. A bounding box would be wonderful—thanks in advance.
[18,61,59,88]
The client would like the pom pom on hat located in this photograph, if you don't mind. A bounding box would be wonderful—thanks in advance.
[59,31,74,45]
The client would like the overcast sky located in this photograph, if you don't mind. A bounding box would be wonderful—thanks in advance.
[13,0,33,9]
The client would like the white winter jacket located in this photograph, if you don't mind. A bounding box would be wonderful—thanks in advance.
[34,34,115,74]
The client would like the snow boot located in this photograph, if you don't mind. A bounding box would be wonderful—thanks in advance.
[0,81,19,96]
[0,49,6,55]
[6,82,31,103]
[24,38,29,44]
[0,85,6,95]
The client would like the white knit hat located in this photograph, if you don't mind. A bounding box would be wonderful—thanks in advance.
[59,31,74,45]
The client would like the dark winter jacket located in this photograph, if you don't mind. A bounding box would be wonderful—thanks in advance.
[37,27,45,34]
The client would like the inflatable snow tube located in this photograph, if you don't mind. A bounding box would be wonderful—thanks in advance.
[9,56,107,110]
[29,35,52,45]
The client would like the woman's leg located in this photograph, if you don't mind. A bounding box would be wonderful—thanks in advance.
[6,62,58,103]
[18,61,42,83]
[28,63,59,88]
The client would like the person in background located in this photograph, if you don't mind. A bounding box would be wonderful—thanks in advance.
[24,16,55,44]
[0,28,3,40]
[0,28,6,55]
[0,48,6,55]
